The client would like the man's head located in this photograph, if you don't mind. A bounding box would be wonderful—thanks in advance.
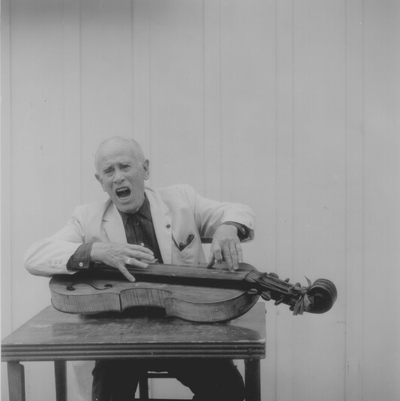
[95,137,150,213]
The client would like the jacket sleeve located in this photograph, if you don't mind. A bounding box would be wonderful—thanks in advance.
[182,185,255,242]
[24,206,87,277]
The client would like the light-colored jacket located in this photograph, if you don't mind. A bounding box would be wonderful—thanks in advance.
[24,184,255,276]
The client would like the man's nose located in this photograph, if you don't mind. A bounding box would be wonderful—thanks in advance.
[113,169,124,183]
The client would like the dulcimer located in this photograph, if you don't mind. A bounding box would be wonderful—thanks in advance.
[50,262,337,322]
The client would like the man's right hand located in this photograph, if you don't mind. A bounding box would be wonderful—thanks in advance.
[90,242,156,282]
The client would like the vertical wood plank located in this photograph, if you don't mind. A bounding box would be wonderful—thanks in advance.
[204,0,222,200]
[8,2,82,400]
[10,0,71,325]
[219,4,277,400]
[219,0,276,261]
[1,0,12,335]
[62,4,85,401]
[1,2,13,400]
[362,1,400,400]
[132,0,152,168]
[62,0,82,211]
[220,0,274,203]
[148,0,205,190]
[276,2,294,400]
[292,2,347,400]
[80,0,135,204]
[276,1,294,275]
[345,0,364,400]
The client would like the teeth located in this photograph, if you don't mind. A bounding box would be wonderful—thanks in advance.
[116,187,131,199]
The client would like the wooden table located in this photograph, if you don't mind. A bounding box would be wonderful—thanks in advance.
[2,303,266,401]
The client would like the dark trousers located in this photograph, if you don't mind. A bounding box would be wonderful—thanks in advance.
[92,359,245,401]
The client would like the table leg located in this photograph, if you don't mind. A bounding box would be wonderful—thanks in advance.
[54,360,67,401]
[244,359,261,401]
[139,373,149,400]
[7,362,26,401]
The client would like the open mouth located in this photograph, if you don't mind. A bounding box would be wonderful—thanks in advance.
[115,187,131,200]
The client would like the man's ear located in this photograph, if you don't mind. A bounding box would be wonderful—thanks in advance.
[95,173,106,192]
[142,159,150,180]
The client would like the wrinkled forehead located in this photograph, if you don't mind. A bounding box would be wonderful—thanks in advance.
[95,140,137,170]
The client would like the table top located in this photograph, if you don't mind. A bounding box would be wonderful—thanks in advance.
[2,303,266,362]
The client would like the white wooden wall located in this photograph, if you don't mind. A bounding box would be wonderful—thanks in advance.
[2,0,399,400]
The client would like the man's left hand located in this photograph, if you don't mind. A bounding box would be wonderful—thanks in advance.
[207,225,243,271]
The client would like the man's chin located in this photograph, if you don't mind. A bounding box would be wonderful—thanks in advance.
[113,199,139,214]
[117,205,136,214]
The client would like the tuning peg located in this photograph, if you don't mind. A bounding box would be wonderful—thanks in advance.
[247,288,258,296]
[261,291,272,301]
[284,278,290,282]
[274,295,285,306]
[268,272,279,279]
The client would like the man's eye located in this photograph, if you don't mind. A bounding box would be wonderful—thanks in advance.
[104,169,113,175]
[121,164,130,171]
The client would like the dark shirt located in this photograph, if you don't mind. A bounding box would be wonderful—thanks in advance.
[118,195,163,263]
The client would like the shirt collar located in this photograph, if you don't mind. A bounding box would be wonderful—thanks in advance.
[118,193,152,226]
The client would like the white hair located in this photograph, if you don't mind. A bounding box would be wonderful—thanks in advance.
[95,136,146,172]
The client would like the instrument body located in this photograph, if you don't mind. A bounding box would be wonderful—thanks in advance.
[50,262,337,322]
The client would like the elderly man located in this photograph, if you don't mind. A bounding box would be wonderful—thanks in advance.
[25,137,255,401]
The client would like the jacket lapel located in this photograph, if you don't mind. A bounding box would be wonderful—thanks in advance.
[102,201,127,244]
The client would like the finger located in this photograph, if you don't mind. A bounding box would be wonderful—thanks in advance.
[228,242,239,271]
[236,242,243,265]
[125,257,149,269]
[116,263,136,282]
[222,244,234,271]
[129,250,156,262]
[229,241,242,270]
[206,249,215,269]
[211,242,223,264]
[128,244,154,255]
